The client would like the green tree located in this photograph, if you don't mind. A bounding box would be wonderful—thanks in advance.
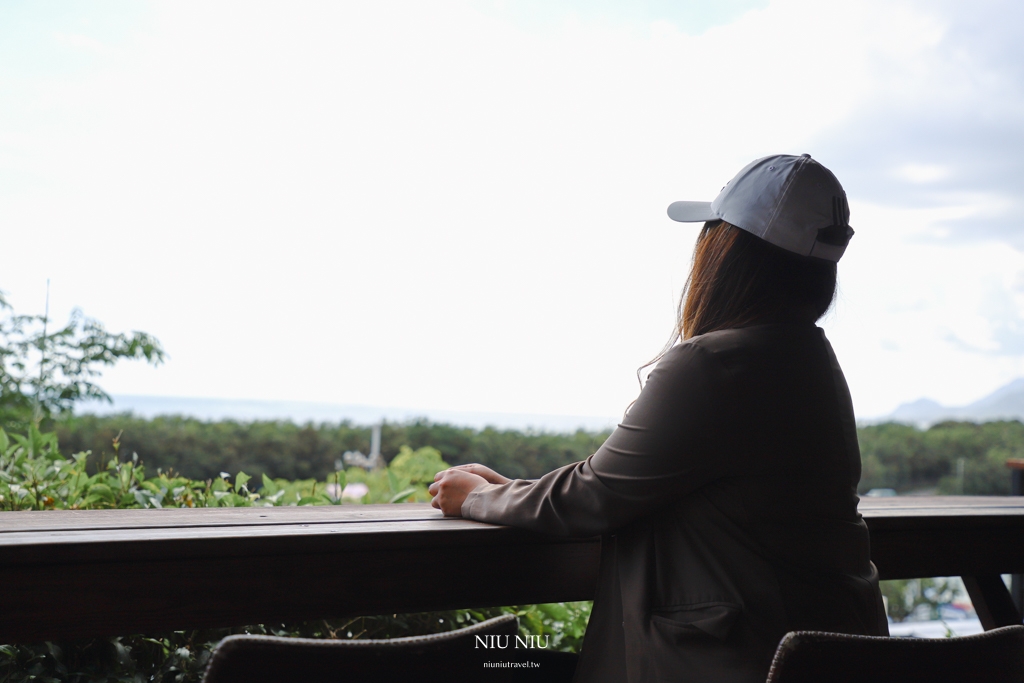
[858,420,1024,494]
[0,291,165,431]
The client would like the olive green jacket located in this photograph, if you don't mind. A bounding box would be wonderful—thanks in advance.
[462,324,888,683]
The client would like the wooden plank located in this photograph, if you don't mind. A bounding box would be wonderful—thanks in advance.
[963,575,1023,629]
[869,524,1024,579]
[860,495,1024,508]
[859,497,1024,523]
[1,533,602,644]
[0,497,1012,575]
[861,497,1024,580]
[0,503,440,534]
[0,504,605,642]
[0,521,509,565]
[0,496,1020,537]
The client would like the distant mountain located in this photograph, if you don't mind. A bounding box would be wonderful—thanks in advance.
[887,398,947,424]
[77,394,618,433]
[886,378,1024,426]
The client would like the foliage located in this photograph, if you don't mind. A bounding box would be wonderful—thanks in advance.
[879,578,966,623]
[505,601,592,652]
[0,602,594,683]
[0,636,205,683]
[55,414,611,483]
[0,425,255,511]
[54,414,1024,497]
[0,292,164,432]
[858,420,1024,494]
[0,426,450,511]
[340,446,444,504]
[0,427,589,682]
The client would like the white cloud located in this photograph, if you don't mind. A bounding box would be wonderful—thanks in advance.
[827,200,1024,414]
[52,31,115,55]
[1,0,1023,422]
[894,163,950,184]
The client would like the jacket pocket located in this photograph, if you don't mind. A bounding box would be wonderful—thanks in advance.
[649,601,742,641]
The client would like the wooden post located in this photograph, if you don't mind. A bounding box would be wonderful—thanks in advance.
[963,574,1022,630]
[1008,459,1024,618]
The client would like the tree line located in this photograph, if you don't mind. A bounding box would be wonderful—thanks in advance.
[55,413,612,483]
[858,419,1022,495]
[55,413,1023,495]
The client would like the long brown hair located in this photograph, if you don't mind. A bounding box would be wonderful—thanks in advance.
[679,220,837,339]
[634,220,838,396]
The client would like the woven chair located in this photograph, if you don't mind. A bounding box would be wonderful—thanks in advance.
[766,625,1024,683]
[201,614,578,683]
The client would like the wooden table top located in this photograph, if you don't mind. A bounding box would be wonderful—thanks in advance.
[1,496,1022,643]
[1,496,1021,567]
[4,497,1019,532]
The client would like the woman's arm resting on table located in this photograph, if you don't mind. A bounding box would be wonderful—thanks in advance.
[458,342,735,537]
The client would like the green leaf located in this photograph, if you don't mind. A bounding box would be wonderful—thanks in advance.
[388,486,418,504]
[261,473,279,495]
[235,471,251,491]
[86,483,115,503]
[388,446,449,485]
[538,603,571,621]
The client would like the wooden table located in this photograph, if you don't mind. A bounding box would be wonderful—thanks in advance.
[1,497,1022,644]
[859,496,1024,630]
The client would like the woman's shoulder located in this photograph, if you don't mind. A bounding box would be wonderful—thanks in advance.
[661,324,833,382]
[687,323,825,356]
[649,324,836,398]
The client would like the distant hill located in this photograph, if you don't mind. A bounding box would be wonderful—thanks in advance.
[886,378,1024,426]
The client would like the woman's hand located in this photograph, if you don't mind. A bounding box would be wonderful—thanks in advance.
[445,463,511,486]
[429,468,489,517]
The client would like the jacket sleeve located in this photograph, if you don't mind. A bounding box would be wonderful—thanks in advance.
[460,341,737,536]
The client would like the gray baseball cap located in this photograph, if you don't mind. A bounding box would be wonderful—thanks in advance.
[667,153,854,262]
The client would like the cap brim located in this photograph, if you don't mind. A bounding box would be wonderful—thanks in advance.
[667,201,715,223]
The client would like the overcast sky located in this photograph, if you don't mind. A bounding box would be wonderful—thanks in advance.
[2,0,1024,423]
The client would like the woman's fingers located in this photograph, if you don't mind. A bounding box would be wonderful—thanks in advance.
[430,469,487,517]
[440,463,510,485]
[433,465,511,490]
[429,476,442,510]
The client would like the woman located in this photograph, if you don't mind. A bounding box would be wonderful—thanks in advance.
[429,154,888,683]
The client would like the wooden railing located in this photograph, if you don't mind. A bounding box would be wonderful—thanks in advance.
[1,497,1022,644]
